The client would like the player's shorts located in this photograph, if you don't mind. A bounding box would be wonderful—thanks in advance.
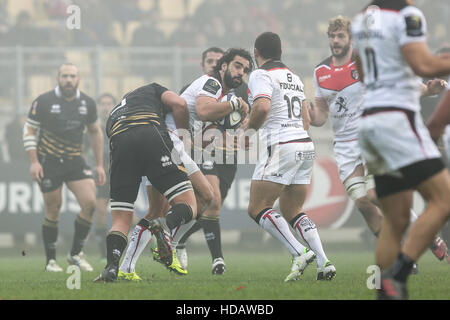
[333,139,364,182]
[38,155,94,193]
[252,137,315,185]
[200,161,237,201]
[359,107,444,197]
[109,124,192,212]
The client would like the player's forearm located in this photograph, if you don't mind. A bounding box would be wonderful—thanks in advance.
[248,99,270,131]
[309,98,329,127]
[171,105,190,131]
[302,101,310,131]
[26,149,40,164]
[427,91,450,141]
[196,101,232,122]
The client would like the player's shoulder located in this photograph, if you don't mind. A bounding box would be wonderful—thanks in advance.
[35,89,57,102]
[79,91,96,105]
[314,56,332,72]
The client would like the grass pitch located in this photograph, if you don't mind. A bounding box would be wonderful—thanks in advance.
[0,248,448,300]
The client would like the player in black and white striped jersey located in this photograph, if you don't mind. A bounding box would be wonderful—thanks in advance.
[93,82,198,282]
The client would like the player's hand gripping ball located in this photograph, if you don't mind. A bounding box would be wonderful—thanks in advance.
[216,93,242,130]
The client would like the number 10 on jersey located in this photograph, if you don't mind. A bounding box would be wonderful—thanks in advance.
[284,95,302,119]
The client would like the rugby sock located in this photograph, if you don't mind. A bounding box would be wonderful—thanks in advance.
[70,215,92,256]
[177,220,203,247]
[120,219,152,273]
[290,213,328,268]
[390,252,414,283]
[42,218,58,262]
[172,219,196,247]
[255,208,306,257]
[106,231,128,268]
[164,203,194,231]
[201,216,223,261]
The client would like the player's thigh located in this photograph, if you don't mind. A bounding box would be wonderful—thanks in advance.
[189,170,214,205]
[378,188,413,229]
[109,129,145,212]
[217,163,237,202]
[67,178,97,210]
[202,174,221,216]
[416,168,450,214]
[248,180,284,218]
[279,184,309,220]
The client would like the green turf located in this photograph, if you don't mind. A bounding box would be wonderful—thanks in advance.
[0,249,448,300]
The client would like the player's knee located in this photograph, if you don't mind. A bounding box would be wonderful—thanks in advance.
[45,201,62,217]
[80,197,97,218]
[344,176,367,201]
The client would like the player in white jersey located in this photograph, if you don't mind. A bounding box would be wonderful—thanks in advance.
[310,16,448,264]
[352,0,450,299]
[243,32,335,281]
[310,16,383,238]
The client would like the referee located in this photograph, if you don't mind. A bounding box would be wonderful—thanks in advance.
[23,63,106,272]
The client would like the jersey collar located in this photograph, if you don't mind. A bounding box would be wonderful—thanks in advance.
[55,86,81,99]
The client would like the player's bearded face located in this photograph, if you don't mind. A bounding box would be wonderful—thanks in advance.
[329,30,351,58]
[224,66,242,89]
[58,69,80,98]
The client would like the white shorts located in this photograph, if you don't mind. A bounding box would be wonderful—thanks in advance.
[252,140,315,185]
[146,130,199,186]
[333,139,364,182]
[359,108,441,176]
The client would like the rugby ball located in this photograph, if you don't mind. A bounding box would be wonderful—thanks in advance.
[216,93,242,130]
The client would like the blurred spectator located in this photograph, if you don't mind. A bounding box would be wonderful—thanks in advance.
[4,114,27,162]
[6,11,50,46]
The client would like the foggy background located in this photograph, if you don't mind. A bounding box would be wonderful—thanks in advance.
[0,0,448,253]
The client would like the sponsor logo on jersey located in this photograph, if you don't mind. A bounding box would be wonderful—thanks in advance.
[335,97,349,113]
[351,69,359,80]
[78,105,88,115]
[50,104,61,113]
[161,155,173,167]
[405,15,423,37]
[318,74,331,82]
[202,78,221,95]
[279,82,303,92]
[202,160,214,170]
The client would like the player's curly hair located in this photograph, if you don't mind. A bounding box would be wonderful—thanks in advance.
[327,15,352,38]
[213,48,254,74]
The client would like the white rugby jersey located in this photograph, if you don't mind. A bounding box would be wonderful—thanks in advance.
[180,73,223,133]
[352,2,427,112]
[248,60,308,146]
[314,56,363,141]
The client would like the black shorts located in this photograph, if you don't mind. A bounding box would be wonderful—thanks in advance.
[109,124,192,212]
[200,161,237,201]
[38,155,94,193]
[374,158,445,198]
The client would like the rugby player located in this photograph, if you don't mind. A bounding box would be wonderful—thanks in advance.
[310,16,448,264]
[93,83,198,282]
[23,63,106,272]
[243,32,335,282]
[352,0,450,299]
[175,47,251,275]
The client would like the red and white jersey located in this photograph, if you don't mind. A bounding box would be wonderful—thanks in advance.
[352,3,427,112]
[248,60,308,146]
[314,56,363,141]
[180,73,223,132]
